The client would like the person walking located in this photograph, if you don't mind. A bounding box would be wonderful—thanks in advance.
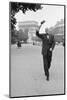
[17,40,21,48]
[36,21,55,81]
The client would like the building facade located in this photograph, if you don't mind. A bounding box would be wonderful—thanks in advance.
[48,19,64,43]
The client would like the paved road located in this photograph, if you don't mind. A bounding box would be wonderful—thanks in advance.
[11,44,64,97]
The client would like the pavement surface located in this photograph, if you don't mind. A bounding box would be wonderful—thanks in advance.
[11,44,64,97]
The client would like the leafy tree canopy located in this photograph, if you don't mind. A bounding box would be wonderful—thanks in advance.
[10,2,42,30]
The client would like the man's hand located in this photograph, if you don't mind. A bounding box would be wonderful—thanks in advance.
[50,48,52,51]
[41,20,45,24]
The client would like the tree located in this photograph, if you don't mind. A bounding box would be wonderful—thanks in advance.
[11,29,18,44]
[17,29,28,43]
[10,2,42,31]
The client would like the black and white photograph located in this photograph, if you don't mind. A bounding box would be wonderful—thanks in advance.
[9,2,65,98]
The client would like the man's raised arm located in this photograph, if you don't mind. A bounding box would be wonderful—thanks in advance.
[39,20,45,30]
[36,20,45,39]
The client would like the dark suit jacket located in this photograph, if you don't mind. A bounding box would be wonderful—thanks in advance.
[36,31,55,55]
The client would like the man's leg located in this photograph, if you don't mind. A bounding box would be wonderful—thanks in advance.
[43,55,49,81]
[47,50,52,69]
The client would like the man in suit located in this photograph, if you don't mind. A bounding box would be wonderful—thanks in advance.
[36,21,55,81]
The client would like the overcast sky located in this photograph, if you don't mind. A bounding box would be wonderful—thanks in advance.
[15,4,64,32]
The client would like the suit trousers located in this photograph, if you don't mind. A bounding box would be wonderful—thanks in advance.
[43,50,52,77]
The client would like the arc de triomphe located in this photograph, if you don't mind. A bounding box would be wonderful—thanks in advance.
[18,21,39,42]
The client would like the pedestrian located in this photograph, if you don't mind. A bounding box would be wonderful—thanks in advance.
[17,40,21,48]
[36,20,55,81]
